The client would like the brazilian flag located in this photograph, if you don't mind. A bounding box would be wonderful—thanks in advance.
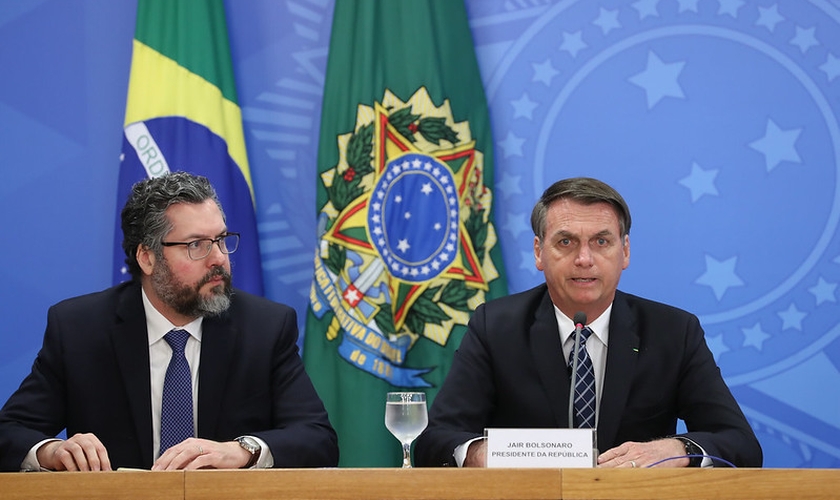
[113,0,263,295]
[304,0,508,466]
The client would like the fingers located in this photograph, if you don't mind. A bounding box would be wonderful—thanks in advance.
[597,439,689,468]
[38,433,111,471]
[597,455,641,468]
[152,438,240,470]
[597,442,644,468]
[597,442,629,467]
[153,438,207,471]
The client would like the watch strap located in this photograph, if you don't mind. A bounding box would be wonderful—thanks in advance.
[675,437,703,467]
[236,436,260,468]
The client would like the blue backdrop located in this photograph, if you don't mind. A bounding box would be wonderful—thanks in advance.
[1,0,839,468]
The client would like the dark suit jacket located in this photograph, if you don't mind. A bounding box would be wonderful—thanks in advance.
[0,281,338,471]
[415,285,762,467]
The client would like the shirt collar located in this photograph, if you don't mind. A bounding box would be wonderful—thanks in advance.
[141,287,203,346]
[555,303,613,347]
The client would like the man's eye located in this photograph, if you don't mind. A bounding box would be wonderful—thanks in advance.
[187,240,204,250]
[559,238,571,246]
[597,238,608,246]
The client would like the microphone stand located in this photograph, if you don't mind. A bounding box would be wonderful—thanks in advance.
[568,313,586,427]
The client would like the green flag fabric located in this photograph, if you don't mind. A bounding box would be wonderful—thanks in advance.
[304,0,508,467]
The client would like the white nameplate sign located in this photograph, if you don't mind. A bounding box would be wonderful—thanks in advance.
[485,428,596,468]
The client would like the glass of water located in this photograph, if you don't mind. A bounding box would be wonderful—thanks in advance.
[385,392,428,468]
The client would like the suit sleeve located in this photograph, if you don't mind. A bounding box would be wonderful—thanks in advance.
[676,314,762,467]
[0,305,70,471]
[250,307,339,467]
[415,303,495,466]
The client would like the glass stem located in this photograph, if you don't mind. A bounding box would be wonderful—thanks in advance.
[402,442,412,468]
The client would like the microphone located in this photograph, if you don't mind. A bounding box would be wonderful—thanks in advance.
[568,311,587,428]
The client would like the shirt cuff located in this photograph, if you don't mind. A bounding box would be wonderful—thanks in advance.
[453,437,485,467]
[21,438,62,472]
[248,436,274,469]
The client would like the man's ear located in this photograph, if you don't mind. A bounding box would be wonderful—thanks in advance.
[622,234,630,270]
[534,236,544,271]
[137,245,156,276]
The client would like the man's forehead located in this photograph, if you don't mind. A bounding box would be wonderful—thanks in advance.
[165,201,225,232]
[549,202,621,229]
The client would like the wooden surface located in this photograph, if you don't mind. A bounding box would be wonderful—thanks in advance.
[185,468,562,500]
[1,468,839,500]
[562,468,840,499]
[0,470,183,500]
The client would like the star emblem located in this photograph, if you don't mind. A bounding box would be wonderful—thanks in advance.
[321,100,488,331]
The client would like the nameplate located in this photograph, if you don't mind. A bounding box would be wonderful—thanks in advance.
[484,428,596,468]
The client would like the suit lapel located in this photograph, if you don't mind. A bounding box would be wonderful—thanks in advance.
[598,291,640,450]
[529,291,572,427]
[112,283,154,467]
[197,312,236,438]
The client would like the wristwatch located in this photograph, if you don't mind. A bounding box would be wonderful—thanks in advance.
[235,436,261,468]
[675,437,703,467]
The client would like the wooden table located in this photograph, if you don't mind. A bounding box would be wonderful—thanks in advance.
[1,467,837,500]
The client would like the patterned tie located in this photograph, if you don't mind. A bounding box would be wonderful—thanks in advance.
[569,327,596,428]
[160,329,194,453]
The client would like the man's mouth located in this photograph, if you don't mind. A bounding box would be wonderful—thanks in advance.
[200,267,231,288]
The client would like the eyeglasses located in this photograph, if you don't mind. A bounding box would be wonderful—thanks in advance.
[161,232,240,260]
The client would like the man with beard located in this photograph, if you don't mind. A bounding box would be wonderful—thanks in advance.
[0,172,338,471]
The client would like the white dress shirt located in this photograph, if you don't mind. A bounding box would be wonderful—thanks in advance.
[143,288,203,459]
[556,305,612,428]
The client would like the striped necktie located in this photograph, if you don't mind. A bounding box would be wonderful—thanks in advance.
[569,327,596,428]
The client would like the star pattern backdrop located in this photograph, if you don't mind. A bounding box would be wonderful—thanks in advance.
[2,0,839,468]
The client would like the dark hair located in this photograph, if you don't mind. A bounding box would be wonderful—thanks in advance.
[530,177,631,242]
[120,172,224,280]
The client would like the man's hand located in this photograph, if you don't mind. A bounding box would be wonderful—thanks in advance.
[152,437,252,471]
[597,438,689,468]
[37,433,111,471]
[464,439,487,467]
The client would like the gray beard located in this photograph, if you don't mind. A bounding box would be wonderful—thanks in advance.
[151,257,233,318]
[197,284,232,316]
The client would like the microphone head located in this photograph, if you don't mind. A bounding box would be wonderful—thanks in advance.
[573,311,587,327]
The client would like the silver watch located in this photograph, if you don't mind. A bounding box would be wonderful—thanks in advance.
[235,436,261,468]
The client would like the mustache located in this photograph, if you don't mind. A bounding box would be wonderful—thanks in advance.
[197,266,232,288]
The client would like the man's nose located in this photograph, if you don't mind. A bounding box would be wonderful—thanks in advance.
[575,244,594,266]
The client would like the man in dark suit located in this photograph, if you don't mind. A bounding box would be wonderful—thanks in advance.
[0,172,338,471]
[415,177,761,468]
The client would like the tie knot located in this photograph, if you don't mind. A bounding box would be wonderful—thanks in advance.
[572,326,593,344]
[165,329,190,353]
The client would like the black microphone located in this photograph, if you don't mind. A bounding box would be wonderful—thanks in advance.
[568,311,587,428]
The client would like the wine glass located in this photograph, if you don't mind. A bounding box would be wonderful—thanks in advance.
[385,392,428,468]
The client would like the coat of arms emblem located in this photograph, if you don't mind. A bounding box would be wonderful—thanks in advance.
[310,88,501,387]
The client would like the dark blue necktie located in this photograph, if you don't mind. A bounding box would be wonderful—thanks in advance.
[569,327,596,428]
[160,329,194,453]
